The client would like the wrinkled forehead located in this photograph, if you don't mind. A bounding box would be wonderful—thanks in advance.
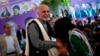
[38,5,50,12]
[4,24,11,28]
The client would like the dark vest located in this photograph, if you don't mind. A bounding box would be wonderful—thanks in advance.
[27,20,53,56]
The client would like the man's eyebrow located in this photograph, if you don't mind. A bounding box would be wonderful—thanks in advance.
[42,10,50,12]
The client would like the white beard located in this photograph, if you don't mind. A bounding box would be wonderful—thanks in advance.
[43,18,50,21]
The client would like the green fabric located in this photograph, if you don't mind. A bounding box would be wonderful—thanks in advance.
[69,34,89,56]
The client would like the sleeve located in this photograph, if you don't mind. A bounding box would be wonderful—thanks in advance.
[13,35,23,54]
[28,23,56,50]
[0,36,6,56]
[70,34,88,56]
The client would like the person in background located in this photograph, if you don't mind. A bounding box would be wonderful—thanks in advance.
[82,25,94,53]
[76,20,83,31]
[91,16,99,33]
[93,25,100,56]
[54,17,93,56]
[25,4,58,56]
[63,9,72,19]
[0,23,22,56]
[16,25,26,56]
[48,19,57,30]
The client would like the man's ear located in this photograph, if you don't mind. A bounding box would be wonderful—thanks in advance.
[37,12,39,15]
[37,12,39,17]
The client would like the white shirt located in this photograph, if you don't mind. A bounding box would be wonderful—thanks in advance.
[19,29,22,34]
[5,35,15,53]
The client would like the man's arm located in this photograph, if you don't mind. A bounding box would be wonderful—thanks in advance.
[0,36,6,56]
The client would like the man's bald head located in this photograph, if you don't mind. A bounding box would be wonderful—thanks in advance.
[37,4,50,21]
[38,4,49,11]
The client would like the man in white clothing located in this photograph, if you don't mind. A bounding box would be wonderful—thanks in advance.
[0,23,22,56]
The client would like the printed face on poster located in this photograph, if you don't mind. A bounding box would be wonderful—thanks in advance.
[0,0,32,18]
[0,0,42,16]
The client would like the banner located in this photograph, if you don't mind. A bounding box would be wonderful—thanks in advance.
[0,0,40,19]
[0,0,30,6]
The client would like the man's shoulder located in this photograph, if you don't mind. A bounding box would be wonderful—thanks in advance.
[27,19,39,27]
[11,35,18,41]
[0,35,2,37]
[0,35,5,38]
[26,18,36,26]
[0,35,5,41]
[11,35,17,38]
[26,18,36,24]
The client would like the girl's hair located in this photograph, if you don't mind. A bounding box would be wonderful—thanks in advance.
[54,17,75,51]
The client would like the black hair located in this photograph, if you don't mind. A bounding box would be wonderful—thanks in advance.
[54,17,75,51]
[13,5,20,10]
[83,25,91,29]
[94,15,98,20]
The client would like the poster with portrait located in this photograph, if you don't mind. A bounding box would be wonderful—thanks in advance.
[11,4,21,16]
[0,0,43,19]
[69,0,100,19]
[0,0,30,18]
[0,6,12,18]
[20,2,29,14]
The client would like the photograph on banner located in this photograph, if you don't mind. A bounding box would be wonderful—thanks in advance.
[11,4,21,16]
[69,2,97,19]
[20,1,29,14]
[0,6,11,18]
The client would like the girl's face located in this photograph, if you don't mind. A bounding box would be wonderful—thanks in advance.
[56,38,68,56]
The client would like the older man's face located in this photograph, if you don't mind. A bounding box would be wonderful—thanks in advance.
[38,5,50,21]
[4,24,11,35]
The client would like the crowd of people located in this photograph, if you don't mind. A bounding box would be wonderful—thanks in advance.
[0,4,100,56]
